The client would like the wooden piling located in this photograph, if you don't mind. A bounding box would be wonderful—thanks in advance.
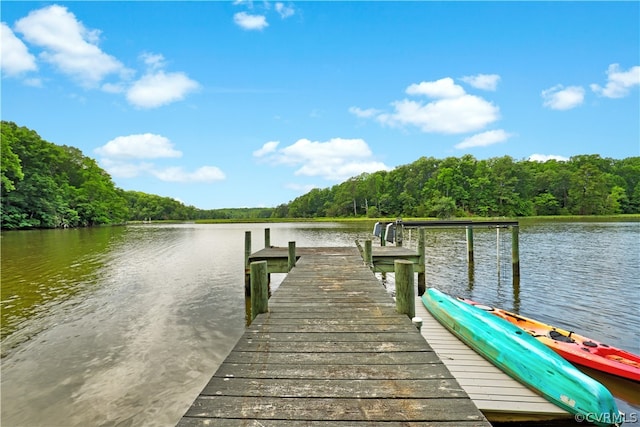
[395,219,403,247]
[264,228,271,248]
[394,259,415,319]
[244,231,252,296]
[417,229,426,296]
[364,239,373,268]
[512,225,520,281]
[288,241,296,271]
[466,226,474,263]
[250,261,269,322]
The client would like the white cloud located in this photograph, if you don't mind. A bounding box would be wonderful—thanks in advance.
[96,134,225,183]
[234,12,268,30]
[126,71,200,109]
[0,22,37,76]
[460,74,500,91]
[95,133,182,159]
[378,95,499,134]
[590,64,640,98]
[455,129,513,149]
[528,154,569,162]
[358,77,500,134]
[275,3,295,19]
[140,52,166,71]
[151,166,226,183]
[99,159,154,178]
[349,106,382,118]
[14,5,127,87]
[258,137,391,181]
[406,77,465,98]
[8,5,198,108]
[253,141,280,157]
[541,85,585,110]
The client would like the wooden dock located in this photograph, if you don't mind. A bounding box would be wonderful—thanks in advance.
[178,247,490,426]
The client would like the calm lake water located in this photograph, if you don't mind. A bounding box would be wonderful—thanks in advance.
[1,221,639,426]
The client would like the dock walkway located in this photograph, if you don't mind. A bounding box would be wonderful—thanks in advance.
[178,247,490,426]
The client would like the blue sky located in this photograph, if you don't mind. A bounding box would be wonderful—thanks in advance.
[2,1,639,209]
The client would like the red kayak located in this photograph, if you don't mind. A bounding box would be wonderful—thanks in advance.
[460,298,640,382]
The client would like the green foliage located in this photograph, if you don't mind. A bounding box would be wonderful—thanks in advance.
[1,122,128,229]
[278,154,640,219]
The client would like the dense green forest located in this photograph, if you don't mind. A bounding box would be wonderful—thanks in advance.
[1,121,639,230]
[277,154,640,218]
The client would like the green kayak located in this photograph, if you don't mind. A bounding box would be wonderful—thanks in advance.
[422,288,621,427]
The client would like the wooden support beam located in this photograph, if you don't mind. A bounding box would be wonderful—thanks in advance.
[250,260,269,323]
[288,241,296,271]
[395,259,415,319]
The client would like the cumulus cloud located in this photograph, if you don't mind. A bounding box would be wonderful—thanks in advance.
[455,129,513,149]
[95,133,182,159]
[234,12,268,30]
[377,95,499,134]
[255,137,391,181]
[460,74,500,91]
[542,85,585,110]
[275,3,295,18]
[7,5,199,108]
[590,64,640,98]
[406,77,466,98]
[14,5,128,87]
[353,76,500,134]
[253,141,280,157]
[126,70,200,109]
[151,166,226,183]
[348,106,382,118]
[96,133,225,183]
[0,22,37,76]
[528,154,569,162]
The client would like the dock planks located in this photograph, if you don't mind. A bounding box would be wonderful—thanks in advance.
[178,247,490,426]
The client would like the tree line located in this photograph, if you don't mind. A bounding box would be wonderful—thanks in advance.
[2,121,638,230]
[274,154,640,219]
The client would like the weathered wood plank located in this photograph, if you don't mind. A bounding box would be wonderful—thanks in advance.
[183,396,486,422]
[213,362,453,380]
[202,378,467,398]
[231,339,432,353]
[223,350,443,365]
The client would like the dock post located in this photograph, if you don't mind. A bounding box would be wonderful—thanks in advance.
[288,241,296,271]
[264,228,272,296]
[250,260,269,322]
[244,231,252,296]
[396,218,403,247]
[512,225,520,282]
[380,226,386,247]
[417,228,426,296]
[395,259,415,319]
[466,226,474,263]
[364,239,373,269]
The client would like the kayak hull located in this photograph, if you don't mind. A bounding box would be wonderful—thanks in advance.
[422,288,621,427]
[461,299,640,383]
